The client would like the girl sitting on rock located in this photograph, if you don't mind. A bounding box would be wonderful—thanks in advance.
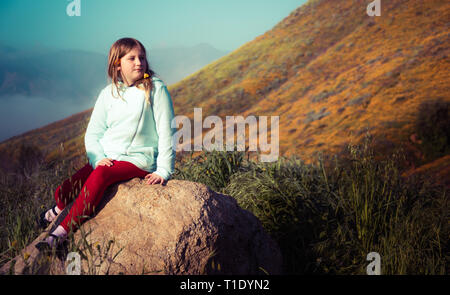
[36,37,176,250]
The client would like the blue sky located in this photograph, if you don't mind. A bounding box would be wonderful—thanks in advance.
[0,0,307,54]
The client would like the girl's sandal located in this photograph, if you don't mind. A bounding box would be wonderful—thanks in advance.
[35,234,67,252]
[37,206,59,229]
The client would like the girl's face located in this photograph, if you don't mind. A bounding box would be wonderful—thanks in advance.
[118,46,147,86]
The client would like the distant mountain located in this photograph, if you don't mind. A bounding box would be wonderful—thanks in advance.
[0,47,108,102]
[0,43,229,100]
[149,43,230,85]
[0,0,448,188]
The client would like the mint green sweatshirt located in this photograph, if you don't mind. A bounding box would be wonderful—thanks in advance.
[85,76,176,180]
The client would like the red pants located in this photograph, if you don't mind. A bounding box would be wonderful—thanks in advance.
[54,160,149,233]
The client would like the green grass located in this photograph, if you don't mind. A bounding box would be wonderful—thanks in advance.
[175,135,448,275]
[0,133,447,274]
[0,153,93,273]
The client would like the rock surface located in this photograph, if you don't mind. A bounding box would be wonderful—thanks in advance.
[1,179,282,275]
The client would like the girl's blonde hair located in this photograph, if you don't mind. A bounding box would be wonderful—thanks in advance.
[107,37,157,106]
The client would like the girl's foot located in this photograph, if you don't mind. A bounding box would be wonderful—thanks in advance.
[35,225,68,251]
[45,205,62,223]
[37,205,62,229]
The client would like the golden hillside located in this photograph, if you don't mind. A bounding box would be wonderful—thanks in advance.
[1,0,448,187]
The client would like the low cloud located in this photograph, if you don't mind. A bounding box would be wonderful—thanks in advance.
[0,94,93,142]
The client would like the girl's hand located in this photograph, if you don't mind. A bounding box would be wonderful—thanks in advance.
[97,158,114,167]
[145,173,166,186]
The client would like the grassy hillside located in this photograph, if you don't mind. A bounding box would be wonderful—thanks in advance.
[0,0,448,187]
[168,0,449,178]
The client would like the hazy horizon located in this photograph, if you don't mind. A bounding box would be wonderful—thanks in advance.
[0,42,228,143]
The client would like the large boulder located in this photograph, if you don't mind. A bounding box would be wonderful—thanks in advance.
[2,179,282,275]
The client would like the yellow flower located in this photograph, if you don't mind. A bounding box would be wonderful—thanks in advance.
[144,73,149,79]
[24,252,30,261]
